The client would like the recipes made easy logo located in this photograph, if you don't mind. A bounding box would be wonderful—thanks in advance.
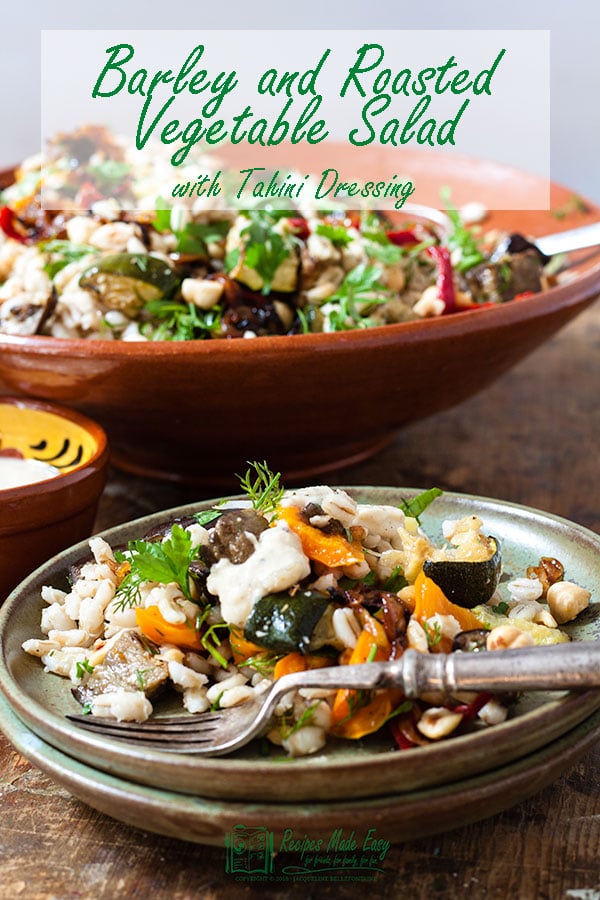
[225,823,390,882]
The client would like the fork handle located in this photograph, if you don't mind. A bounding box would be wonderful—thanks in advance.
[276,642,600,699]
[399,642,600,697]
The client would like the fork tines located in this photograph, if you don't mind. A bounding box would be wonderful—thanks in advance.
[66,713,221,747]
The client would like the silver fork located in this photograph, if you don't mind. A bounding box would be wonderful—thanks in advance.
[66,642,600,756]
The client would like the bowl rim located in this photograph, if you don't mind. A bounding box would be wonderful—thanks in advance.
[0,396,109,502]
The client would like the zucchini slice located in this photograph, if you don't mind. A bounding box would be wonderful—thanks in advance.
[423,538,502,608]
[80,254,180,315]
[244,591,332,655]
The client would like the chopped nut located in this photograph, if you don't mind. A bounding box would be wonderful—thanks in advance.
[526,557,564,598]
[181,278,224,310]
[486,624,535,651]
[546,581,591,624]
[416,707,463,740]
[413,285,445,317]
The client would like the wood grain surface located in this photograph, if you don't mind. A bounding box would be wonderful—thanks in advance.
[1,299,599,900]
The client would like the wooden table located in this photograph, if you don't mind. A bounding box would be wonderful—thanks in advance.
[1,301,599,899]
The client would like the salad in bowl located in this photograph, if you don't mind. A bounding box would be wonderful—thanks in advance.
[23,464,591,757]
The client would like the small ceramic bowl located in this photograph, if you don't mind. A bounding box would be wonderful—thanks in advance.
[0,397,109,600]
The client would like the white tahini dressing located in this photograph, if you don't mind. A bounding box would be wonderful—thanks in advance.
[206,521,311,628]
[0,457,60,490]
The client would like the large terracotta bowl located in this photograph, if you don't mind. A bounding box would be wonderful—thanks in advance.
[0,398,109,599]
[0,150,598,486]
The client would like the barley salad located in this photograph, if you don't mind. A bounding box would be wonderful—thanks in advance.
[0,126,558,341]
[22,465,592,757]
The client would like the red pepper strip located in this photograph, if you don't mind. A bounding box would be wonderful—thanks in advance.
[76,181,105,209]
[286,217,310,242]
[427,245,456,313]
[0,206,29,243]
[452,692,493,723]
[386,229,419,246]
[513,291,534,301]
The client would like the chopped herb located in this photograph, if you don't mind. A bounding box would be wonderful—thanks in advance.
[175,220,230,256]
[237,210,292,295]
[114,523,201,609]
[491,600,510,616]
[224,246,240,272]
[241,653,283,677]
[75,659,94,679]
[551,194,590,220]
[151,202,230,256]
[136,668,151,690]
[364,239,404,266]
[325,264,388,331]
[399,487,443,523]
[195,607,211,632]
[384,566,408,592]
[210,690,225,711]
[153,202,172,232]
[40,239,97,279]
[315,223,353,247]
[441,187,485,273]
[142,299,222,341]
[87,159,130,188]
[201,623,230,668]
[82,702,93,715]
[296,306,311,334]
[423,620,443,647]
[383,700,413,724]
[281,701,320,739]
[194,509,222,526]
[238,460,285,516]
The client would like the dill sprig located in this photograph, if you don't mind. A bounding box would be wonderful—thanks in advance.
[238,460,285,516]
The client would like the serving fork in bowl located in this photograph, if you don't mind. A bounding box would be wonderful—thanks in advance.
[67,642,600,756]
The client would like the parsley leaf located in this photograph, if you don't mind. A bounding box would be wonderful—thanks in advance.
[151,202,230,256]
[324,264,388,331]
[87,159,131,189]
[75,659,94,679]
[142,299,222,341]
[441,187,484,273]
[114,523,201,608]
[237,210,292,295]
[315,223,353,247]
[194,509,222,526]
[491,600,510,616]
[40,240,98,279]
[175,220,230,256]
[364,239,404,266]
[383,566,408,592]
[399,488,443,523]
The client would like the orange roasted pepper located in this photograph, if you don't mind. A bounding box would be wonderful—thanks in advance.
[276,505,364,568]
[273,651,333,680]
[413,570,482,651]
[135,606,203,652]
[330,610,403,739]
[229,626,265,666]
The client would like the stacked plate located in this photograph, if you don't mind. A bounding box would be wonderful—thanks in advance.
[1,488,599,846]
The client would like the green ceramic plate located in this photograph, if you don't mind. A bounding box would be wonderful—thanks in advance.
[1,488,599,803]
[1,687,598,847]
